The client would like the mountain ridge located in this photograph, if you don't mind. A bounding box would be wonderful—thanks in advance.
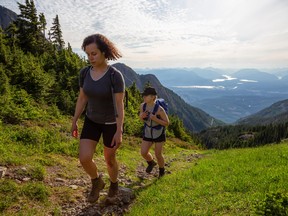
[113,63,224,132]
[0,5,17,30]
[236,99,288,126]
[137,68,288,123]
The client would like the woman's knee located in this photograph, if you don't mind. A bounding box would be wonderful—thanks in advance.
[141,149,149,157]
[105,157,117,168]
[155,154,163,160]
[79,154,93,165]
[155,150,163,160]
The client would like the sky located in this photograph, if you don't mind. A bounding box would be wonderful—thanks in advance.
[1,0,288,69]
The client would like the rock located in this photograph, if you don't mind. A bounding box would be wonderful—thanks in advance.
[70,185,78,190]
[105,187,135,206]
[0,166,7,178]
[55,178,66,183]
[22,177,31,182]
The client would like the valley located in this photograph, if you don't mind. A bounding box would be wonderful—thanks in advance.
[136,68,288,123]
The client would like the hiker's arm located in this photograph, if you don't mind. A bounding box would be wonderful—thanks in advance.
[112,92,124,148]
[150,107,169,127]
[71,88,88,137]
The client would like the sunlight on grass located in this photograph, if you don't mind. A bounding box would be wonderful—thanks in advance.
[127,142,288,216]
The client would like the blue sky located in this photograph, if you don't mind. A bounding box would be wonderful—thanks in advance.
[1,0,288,69]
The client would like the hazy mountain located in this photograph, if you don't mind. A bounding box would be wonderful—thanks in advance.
[136,68,211,86]
[232,69,279,82]
[236,99,288,126]
[113,63,224,132]
[282,75,288,81]
[0,5,17,29]
[265,68,288,78]
[188,68,222,80]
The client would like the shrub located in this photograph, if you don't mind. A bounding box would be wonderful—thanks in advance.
[254,191,288,215]
[29,165,46,181]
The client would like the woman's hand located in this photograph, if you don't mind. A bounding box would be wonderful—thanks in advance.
[149,113,157,121]
[112,130,122,149]
[71,122,78,138]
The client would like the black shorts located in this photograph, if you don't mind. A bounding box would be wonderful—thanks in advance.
[143,132,166,143]
[80,116,117,148]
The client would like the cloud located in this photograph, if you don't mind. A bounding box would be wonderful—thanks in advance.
[1,0,288,69]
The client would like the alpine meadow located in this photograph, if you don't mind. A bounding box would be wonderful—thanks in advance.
[0,1,288,216]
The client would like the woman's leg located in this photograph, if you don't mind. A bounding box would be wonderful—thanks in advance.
[104,146,119,197]
[141,140,157,173]
[154,142,165,168]
[141,140,153,161]
[79,139,105,202]
[104,146,119,183]
[79,139,98,179]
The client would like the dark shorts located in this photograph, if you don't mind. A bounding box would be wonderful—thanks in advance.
[143,131,166,143]
[80,116,117,148]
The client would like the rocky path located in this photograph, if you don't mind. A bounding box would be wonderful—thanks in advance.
[60,152,202,216]
[1,152,202,216]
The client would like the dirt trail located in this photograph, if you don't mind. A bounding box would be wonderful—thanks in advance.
[60,152,202,216]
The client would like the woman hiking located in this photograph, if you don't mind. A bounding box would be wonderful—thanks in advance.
[71,33,125,203]
[139,87,169,177]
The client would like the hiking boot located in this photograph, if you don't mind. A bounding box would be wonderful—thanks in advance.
[108,181,118,198]
[159,167,165,178]
[146,160,157,173]
[87,176,105,203]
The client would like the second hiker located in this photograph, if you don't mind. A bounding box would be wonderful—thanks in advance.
[139,87,170,177]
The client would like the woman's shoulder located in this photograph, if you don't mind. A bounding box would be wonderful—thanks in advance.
[156,104,165,113]
[80,66,91,76]
[110,65,123,75]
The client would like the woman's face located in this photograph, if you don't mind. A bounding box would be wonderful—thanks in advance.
[85,43,106,67]
[143,95,155,103]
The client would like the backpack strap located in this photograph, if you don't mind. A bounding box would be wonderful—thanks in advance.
[110,69,118,118]
[143,103,147,112]
[80,66,90,87]
[152,103,160,115]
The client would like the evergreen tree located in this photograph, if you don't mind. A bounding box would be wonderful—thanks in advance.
[50,15,65,49]
[16,0,42,54]
[39,13,47,37]
[0,27,9,64]
[5,23,18,49]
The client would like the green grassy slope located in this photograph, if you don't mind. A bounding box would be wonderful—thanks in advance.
[127,143,288,216]
[0,118,287,215]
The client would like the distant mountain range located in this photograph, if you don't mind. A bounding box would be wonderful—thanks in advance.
[136,68,288,123]
[236,99,288,126]
[113,63,224,132]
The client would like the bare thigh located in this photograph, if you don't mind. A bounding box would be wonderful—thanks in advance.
[79,139,97,162]
[154,142,164,157]
[141,140,153,155]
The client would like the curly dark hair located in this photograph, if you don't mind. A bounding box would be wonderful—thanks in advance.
[81,34,122,60]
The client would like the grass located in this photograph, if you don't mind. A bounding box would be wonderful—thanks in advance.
[0,118,288,215]
[127,142,288,216]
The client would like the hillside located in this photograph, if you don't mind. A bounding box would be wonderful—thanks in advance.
[236,99,288,125]
[1,117,288,215]
[0,5,17,29]
[113,63,224,132]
